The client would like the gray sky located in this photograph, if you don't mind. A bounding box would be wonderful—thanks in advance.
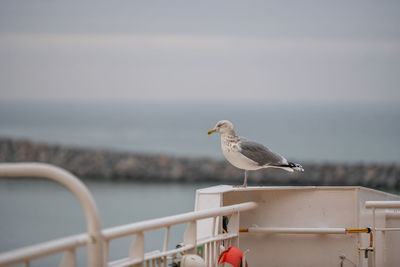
[1,1,399,103]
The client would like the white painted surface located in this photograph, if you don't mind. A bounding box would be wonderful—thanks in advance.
[195,189,223,240]
[195,186,400,267]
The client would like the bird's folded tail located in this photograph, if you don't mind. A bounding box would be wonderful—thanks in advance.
[272,162,304,172]
[288,162,304,172]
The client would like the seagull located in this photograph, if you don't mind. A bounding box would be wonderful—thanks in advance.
[207,120,304,187]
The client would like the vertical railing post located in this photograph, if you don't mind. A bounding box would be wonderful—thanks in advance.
[163,226,170,267]
[163,226,170,252]
[130,232,145,267]
[184,221,197,254]
[211,217,217,266]
[103,241,110,266]
[372,208,376,267]
[59,249,76,267]
[228,211,240,247]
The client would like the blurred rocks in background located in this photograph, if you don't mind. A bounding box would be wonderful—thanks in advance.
[0,138,399,190]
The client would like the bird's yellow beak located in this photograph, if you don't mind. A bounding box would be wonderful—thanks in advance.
[207,128,216,135]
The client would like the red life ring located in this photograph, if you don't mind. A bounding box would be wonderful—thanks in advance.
[217,246,248,267]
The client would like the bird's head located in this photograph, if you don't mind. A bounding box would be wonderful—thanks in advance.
[207,120,235,136]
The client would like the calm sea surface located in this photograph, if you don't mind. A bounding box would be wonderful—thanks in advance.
[0,100,399,266]
[0,179,213,266]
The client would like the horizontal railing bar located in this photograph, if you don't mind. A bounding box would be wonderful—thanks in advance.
[103,202,257,240]
[246,227,346,234]
[365,201,400,209]
[108,250,163,267]
[386,212,400,218]
[375,228,400,232]
[108,233,238,267]
[0,234,88,266]
[108,245,195,267]
[197,233,238,245]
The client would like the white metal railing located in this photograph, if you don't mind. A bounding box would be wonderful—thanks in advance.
[244,227,347,234]
[0,163,257,267]
[365,200,400,267]
[235,201,400,267]
[0,234,89,266]
[365,200,400,234]
[103,201,256,267]
[0,163,104,267]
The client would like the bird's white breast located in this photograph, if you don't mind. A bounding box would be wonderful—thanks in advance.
[221,136,260,170]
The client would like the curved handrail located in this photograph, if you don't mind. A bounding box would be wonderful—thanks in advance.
[0,163,104,267]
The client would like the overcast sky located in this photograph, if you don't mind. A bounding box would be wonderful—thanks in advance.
[0,1,399,103]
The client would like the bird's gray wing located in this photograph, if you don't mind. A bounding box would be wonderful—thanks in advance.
[238,137,287,166]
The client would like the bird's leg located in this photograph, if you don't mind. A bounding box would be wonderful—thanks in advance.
[242,170,248,187]
[234,170,248,188]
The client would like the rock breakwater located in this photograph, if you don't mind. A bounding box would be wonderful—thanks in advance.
[0,138,399,190]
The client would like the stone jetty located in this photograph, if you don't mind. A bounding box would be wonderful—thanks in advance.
[0,138,399,190]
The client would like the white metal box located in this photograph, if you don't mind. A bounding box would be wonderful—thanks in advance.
[195,186,400,267]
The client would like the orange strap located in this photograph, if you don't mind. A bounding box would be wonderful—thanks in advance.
[346,228,370,234]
